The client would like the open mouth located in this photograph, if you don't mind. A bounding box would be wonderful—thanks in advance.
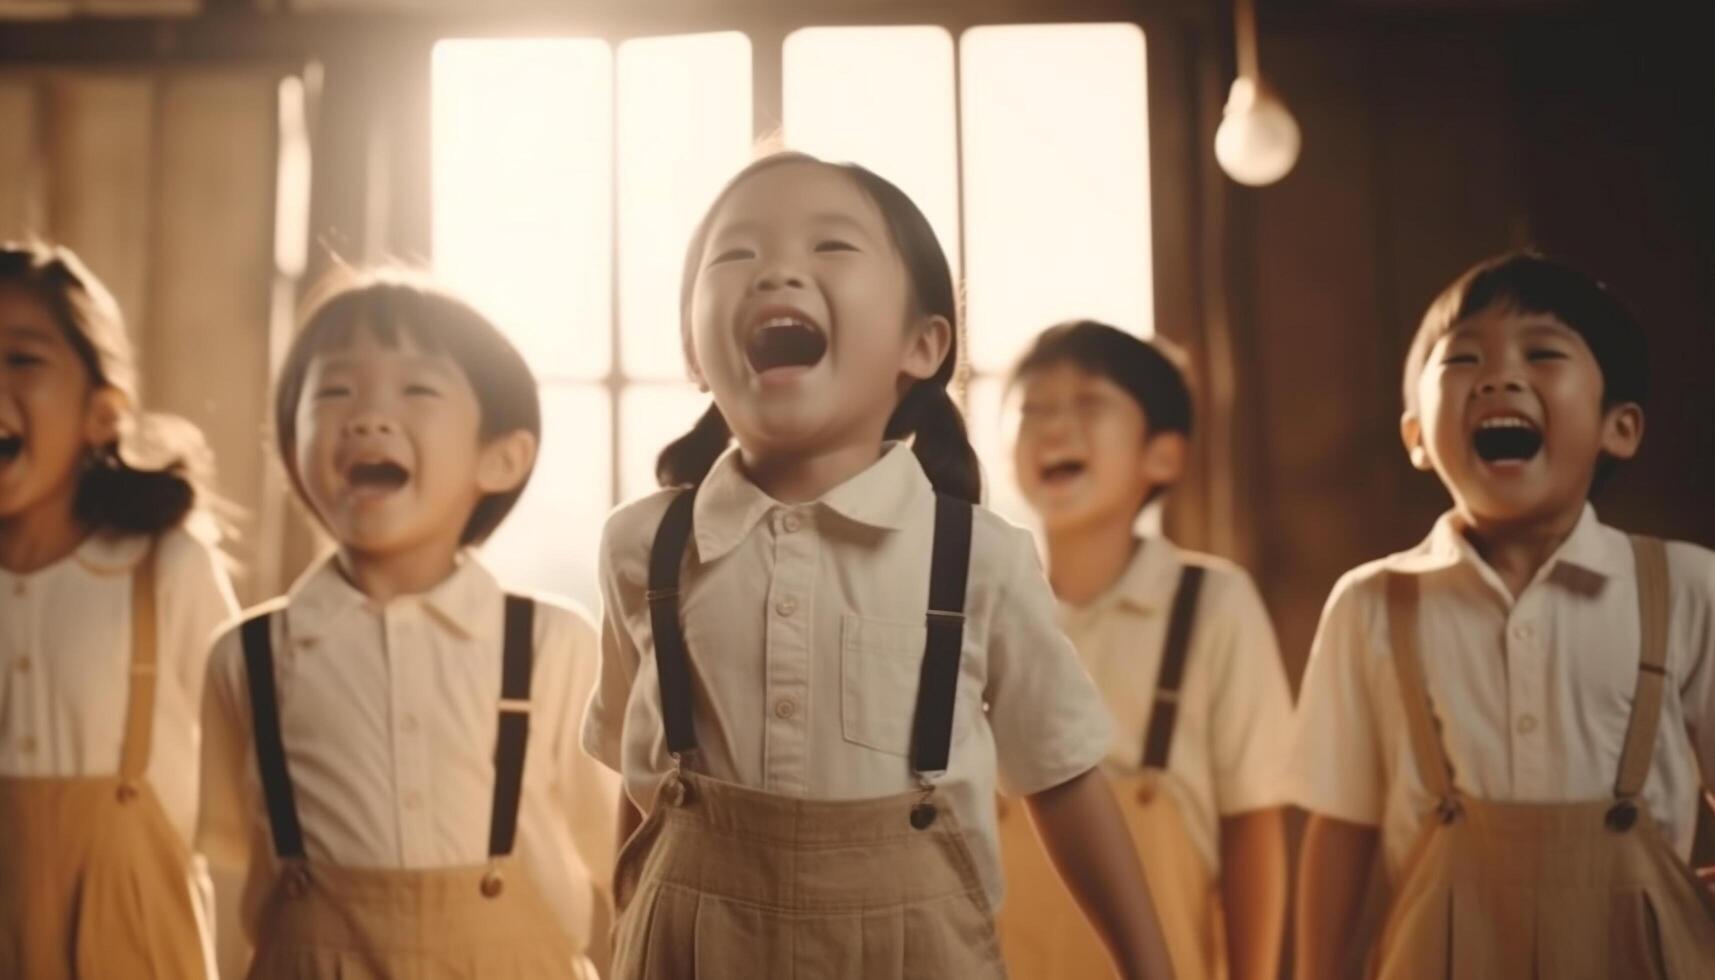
[1472,416,1543,463]
[745,316,828,374]
[1040,460,1087,484]
[345,459,410,493]
[0,432,20,464]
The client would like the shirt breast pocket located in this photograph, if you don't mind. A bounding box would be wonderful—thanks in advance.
[841,614,975,756]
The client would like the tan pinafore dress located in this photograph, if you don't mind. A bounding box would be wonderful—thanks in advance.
[0,539,211,980]
[238,596,593,980]
[1371,536,1715,979]
[610,489,1008,980]
[999,564,1224,980]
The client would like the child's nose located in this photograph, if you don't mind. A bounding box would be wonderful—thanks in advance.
[343,412,397,438]
[752,263,807,292]
[1476,375,1527,396]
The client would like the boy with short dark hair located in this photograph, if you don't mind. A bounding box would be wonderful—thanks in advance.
[1290,253,1715,977]
[198,270,616,979]
[998,320,1293,980]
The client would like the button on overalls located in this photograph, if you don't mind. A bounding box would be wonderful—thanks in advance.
[1371,537,1715,978]
[238,596,591,980]
[610,490,1008,980]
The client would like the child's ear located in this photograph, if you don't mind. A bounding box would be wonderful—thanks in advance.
[1400,412,1433,471]
[682,331,710,393]
[475,429,539,495]
[901,314,953,382]
[1140,431,1188,487]
[82,386,128,447]
[1600,402,1644,461]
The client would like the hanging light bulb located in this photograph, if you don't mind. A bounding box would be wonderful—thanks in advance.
[1215,0,1301,186]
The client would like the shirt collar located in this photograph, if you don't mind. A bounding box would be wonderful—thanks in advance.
[284,549,501,644]
[1063,536,1184,619]
[72,532,152,577]
[693,442,928,563]
[1385,503,1621,596]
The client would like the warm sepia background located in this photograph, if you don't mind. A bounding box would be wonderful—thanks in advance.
[1,0,1710,700]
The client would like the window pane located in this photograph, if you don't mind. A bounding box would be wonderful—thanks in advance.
[618,32,753,380]
[479,383,610,611]
[784,27,960,274]
[961,24,1151,373]
[432,39,614,380]
[619,383,713,502]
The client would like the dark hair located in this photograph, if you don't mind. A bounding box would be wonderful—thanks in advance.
[1403,251,1648,493]
[655,152,981,503]
[275,268,541,544]
[0,241,214,537]
[1007,320,1194,505]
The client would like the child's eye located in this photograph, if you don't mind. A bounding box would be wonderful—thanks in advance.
[403,383,441,398]
[708,247,755,265]
[1526,348,1568,362]
[1440,353,1479,366]
[813,239,859,253]
[3,351,44,368]
[312,384,352,400]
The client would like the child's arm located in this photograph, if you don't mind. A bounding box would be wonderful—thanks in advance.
[1025,767,1176,980]
[1293,813,1379,980]
[196,629,258,966]
[1220,808,1288,980]
[617,794,643,855]
[1203,570,1294,980]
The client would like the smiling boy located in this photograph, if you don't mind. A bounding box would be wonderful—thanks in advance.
[1290,253,1715,978]
[197,271,616,979]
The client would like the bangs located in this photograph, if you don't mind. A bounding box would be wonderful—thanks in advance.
[1403,252,1647,413]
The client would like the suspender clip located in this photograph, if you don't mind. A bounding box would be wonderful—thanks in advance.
[497,697,532,714]
[926,608,965,624]
[645,587,680,603]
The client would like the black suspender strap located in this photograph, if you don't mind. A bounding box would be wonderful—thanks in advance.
[240,613,306,860]
[1140,565,1206,769]
[488,594,535,858]
[648,489,700,757]
[911,495,974,775]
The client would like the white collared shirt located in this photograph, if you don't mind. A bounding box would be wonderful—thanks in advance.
[0,526,237,846]
[585,442,1114,908]
[197,554,619,951]
[1287,505,1715,877]
[1062,537,1294,873]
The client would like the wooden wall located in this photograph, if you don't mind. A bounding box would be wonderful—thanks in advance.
[0,69,287,601]
[1227,5,1715,681]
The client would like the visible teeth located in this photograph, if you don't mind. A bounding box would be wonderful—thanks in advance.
[1479,417,1533,430]
[759,316,813,331]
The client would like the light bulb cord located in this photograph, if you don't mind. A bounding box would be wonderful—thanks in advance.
[1235,0,1259,81]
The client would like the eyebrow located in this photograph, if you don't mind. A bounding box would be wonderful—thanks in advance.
[713,211,875,240]
[1446,315,1575,342]
[311,352,459,377]
[0,325,61,345]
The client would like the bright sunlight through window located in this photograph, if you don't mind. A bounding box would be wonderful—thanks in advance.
[433,24,1150,606]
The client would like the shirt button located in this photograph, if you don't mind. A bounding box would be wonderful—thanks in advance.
[782,514,802,533]
[1516,714,1539,734]
[10,580,24,597]
[776,597,798,617]
[1511,624,1534,641]
[403,791,422,810]
[18,736,37,755]
[14,657,30,674]
[774,699,797,720]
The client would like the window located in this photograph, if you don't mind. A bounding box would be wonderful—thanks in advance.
[433,25,1150,608]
